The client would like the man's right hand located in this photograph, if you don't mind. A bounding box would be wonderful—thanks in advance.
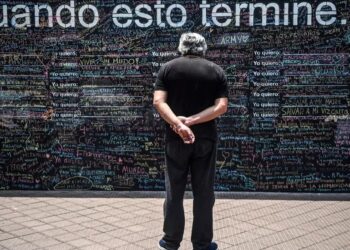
[177,116,194,127]
[171,123,195,144]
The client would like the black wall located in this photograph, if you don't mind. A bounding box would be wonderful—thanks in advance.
[0,0,349,191]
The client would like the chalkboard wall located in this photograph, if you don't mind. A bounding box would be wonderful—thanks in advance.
[0,0,349,192]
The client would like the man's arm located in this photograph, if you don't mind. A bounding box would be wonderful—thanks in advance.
[153,90,195,144]
[180,97,228,126]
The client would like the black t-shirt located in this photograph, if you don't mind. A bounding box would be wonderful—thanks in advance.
[155,56,228,141]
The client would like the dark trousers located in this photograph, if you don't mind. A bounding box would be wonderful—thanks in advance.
[162,138,216,250]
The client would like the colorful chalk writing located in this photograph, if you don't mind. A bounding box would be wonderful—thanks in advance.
[0,0,349,192]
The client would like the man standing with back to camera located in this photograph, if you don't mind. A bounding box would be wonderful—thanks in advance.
[153,33,228,250]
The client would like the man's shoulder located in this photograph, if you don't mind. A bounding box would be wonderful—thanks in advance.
[163,56,224,74]
[202,58,225,74]
[166,56,219,66]
[197,57,224,71]
[165,56,186,64]
[160,57,180,70]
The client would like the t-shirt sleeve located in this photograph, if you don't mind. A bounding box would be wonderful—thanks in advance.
[215,68,228,99]
[154,65,167,91]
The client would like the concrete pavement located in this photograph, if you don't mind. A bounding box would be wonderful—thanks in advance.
[0,191,349,250]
